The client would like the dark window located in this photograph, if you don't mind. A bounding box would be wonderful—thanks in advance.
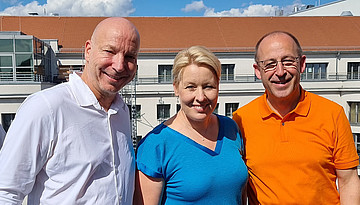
[301,63,327,80]
[1,113,15,132]
[225,103,239,117]
[157,104,170,120]
[221,64,235,81]
[158,65,172,83]
[348,62,360,80]
[349,102,360,125]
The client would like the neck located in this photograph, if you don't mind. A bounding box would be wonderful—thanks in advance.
[97,95,115,112]
[267,87,301,117]
[177,110,212,134]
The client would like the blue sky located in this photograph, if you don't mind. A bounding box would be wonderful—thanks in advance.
[0,0,335,16]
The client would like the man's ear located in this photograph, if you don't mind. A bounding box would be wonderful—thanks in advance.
[84,40,92,63]
[299,55,306,74]
[254,63,262,80]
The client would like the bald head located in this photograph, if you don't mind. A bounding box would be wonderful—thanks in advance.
[255,31,302,61]
[91,17,140,52]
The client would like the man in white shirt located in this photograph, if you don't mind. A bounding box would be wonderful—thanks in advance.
[0,124,5,149]
[0,17,140,204]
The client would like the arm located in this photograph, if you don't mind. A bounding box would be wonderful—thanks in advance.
[133,170,164,205]
[336,167,360,205]
[0,94,54,204]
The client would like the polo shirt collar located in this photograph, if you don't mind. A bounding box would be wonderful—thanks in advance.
[259,87,310,119]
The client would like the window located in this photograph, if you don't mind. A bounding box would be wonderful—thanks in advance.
[1,113,15,132]
[0,55,13,81]
[157,104,170,120]
[349,102,360,125]
[301,63,327,80]
[15,54,33,81]
[15,39,32,52]
[348,62,360,80]
[128,104,141,119]
[176,104,181,112]
[213,103,219,114]
[0,39,13,52]
[158,65,172,83]
[221,64,235,81]
[354,134,360,159]
[225,103,239,117]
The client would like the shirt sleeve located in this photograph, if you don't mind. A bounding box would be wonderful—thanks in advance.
[333,107,359,169]
[136,131,165,179]
[0,93,56,204]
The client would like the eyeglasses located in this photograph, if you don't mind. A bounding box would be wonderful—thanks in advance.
[257,56,300,72]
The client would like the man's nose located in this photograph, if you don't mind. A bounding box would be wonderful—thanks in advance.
[274,62,286,76]
[112,54,125,72]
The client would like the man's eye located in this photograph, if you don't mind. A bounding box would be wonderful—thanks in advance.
[265,62,276,67]
[104,50,114,54]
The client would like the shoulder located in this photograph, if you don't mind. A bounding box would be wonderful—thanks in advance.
[307,91,343,112]
[217,114,238,128]
[232,95,263,122]
[18,83,71,117]
[137,123,169,148]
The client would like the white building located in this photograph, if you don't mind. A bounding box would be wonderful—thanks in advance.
[290,0,360,16]
[0,17,359,172]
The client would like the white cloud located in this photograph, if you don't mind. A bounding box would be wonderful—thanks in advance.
[0,0,135,16]
[182,1,206,12]
[204,4,280,17]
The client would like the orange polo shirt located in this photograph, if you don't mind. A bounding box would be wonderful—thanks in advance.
[233,89,359,205]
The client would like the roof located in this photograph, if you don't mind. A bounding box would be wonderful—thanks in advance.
[1,16,360,53]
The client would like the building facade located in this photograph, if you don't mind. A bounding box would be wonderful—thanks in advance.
[0,17,359,171]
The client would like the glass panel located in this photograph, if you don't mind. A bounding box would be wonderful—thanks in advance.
[314,64,319,79]
[157,104,170,119]
[225,103,239,117]
[306,64,313,79]
[350,103,356,123]
[0,39,13,52]
[15,39,33,52]
[0,56,12,67]
[0,67,13,81]
[213,103,219,114]
[354,64,359,79]
[16,54,33,67]
[320,64,327,79]
[357,103,360,123]
[158,65,172,83]
[357,144,360,155]
[1,113,16,132]
[16,67,32,81]
[221,64,235,81]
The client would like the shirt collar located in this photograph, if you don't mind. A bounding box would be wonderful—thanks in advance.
[68,72,127,114]
[259,87,310,119]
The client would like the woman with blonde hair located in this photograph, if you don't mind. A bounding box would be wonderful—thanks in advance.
[134,46,248,204]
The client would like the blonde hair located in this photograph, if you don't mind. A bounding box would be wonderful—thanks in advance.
[173,46,221,86]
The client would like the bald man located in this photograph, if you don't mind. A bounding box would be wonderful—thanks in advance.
[0,17,140,204]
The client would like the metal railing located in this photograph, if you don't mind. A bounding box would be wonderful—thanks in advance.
[0,72,47,82]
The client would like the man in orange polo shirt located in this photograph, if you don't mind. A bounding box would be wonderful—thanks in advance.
[233,31,360,205]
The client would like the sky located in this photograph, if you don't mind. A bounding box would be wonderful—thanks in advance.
[0,0,336,17]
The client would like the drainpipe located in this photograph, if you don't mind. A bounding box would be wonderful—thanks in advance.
[336,52,340,80]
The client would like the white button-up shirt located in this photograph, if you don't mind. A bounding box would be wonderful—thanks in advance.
[0,73,135,204]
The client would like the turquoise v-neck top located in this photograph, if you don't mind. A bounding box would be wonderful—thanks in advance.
[136,115,248,204]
